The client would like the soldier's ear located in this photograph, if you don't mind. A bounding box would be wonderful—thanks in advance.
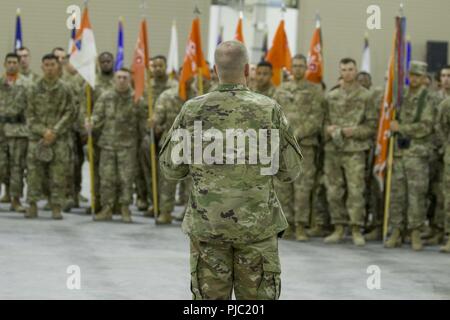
[244,63,250,78]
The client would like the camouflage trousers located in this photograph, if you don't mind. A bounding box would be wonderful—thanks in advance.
[99,147,137,207]
[324,151,367,227]
[177,179,191,204]
[189,235,281,300]
[311,172,330,227]
[389,156,429,230]
[428,150,445,231]
[0,138,27,198]
[442,149,450,234]
[365,149,383,228]
[137,136,151,204]
[27,140,71,206]
[275,145,316,226]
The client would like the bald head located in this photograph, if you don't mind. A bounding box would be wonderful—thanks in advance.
[214,40,249,84]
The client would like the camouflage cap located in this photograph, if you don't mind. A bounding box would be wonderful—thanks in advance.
[35,141,54,163]
[409,61,428,76]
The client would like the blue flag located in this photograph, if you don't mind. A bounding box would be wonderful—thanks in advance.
[405,38,412,85]
[14,9,23,50]
[115,19,124,71]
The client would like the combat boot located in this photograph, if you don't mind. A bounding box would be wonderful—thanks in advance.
[365,226,382,241]
[137,198,148,212]
[440,238,450,253]
[426,230,444,246]
[324,225,345,244]
[121,206,133,223]
[411,229,423,251]
[384,228,402,248]
[295,223,309,242]
[307,224,327,237]
[156,211,172,225]
[25,202,38,219]
[351,226,366,246]
[144,206,155,218]
[11,197,26,213]
[93,205,113,221]
[52,205,63,220]
[62,199,74,213]
[282,225,295,240]
[0,187,11,203]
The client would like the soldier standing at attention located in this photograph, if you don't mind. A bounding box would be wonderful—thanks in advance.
[17,47,40,84]
[323,58,377,246]
[253,61,276,98]
[86,68,146,223]
[159,41,302,300]
[25,54,75,219]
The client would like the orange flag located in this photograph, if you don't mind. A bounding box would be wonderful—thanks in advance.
[306,16,324,84]
[265,20,291,86]
[234,12,245,43]
[131,19,150,102]
[179,17,210,101]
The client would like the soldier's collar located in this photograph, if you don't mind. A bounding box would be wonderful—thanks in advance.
[215,83,249,92]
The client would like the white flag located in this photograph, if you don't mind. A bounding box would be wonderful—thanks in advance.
[166,20,179,75]
[361,34,371,73]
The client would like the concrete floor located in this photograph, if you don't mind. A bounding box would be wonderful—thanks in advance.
[0,165,449,299]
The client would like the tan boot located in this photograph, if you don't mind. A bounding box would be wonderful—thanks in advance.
[440,238,450,253]
[352,226,366,246]
[295,224,309,242]
[11,197,26,213]
[411,229,423,251]
[156,211,172,225]
[365,226,382,241]
[93,205,113,221]
[144,206,155,218]
[25,202,38,219]
[121,206,133,223]
[52,205,63,220]
[307,224,327,237]
[426,231,444,246]
[282,225,295,240]
[324,225,345,244]
[0,187,11,203]
[384,228,402,248]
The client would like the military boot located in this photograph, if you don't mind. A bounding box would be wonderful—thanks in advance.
[307,224,327,237]
[156,211,172,225]
[137,198,148,212]
[384,228,402,248]
[365,226,382,241]
[52,205,63,220]
[440,238,450,253]
[324,225,345,244]
[144,206,155,218]
[121,206,133,223]
[93,205,113,221]
[295,223,309,242]
[63,199,74,213]
[426,230,444,246]
[411,229,423,251]
[25,202,38,219]
[0,187,11,203]
[351,226,366,246]
[11,197,26,213]
[282,225,295,240]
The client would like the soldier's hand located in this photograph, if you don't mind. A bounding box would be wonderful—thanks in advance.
[342,127,354,138]
[390,120,399,132]
[43,129,56,145]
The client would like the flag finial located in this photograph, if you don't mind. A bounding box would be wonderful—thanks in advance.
[281,2,287,18]
[399,3,404,17]
[194,5,201,16]
[16,8,21,15]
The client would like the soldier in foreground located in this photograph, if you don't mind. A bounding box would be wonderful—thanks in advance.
[159,41,302,300]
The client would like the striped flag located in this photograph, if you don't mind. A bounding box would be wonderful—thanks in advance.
[166,20,179,76]
[14,9,23,50]
[361,33,371,73]
[114,17,125,71]
[67,14,77,54]
[405,36,412,85]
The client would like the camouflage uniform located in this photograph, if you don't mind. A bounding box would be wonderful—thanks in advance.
[253,84,276,98]
[389,87,434,231]
[26,78,76,207]
[273,80,324,231]
[0,76,28,202]
[323,84,377,228]
[91,88,146,209]
[160,83,303,300]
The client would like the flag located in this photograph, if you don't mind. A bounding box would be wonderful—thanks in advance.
[217,26,224,46]
[179,17,210,101]
[306,15,324,84]
[361,33,371,73]
[115,17,125,71]
[234,12,245,43]
[67,14,77,54]
[373,16,407,191]
[70,7,97,88]
[166,20,179,76]
[14,9,23,50]
[265,20,291,86]
[131,19,150,102]
[405,36,412,85]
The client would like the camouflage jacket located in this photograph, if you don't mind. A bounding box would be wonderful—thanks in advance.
[159,83,303,244]
[254,84,276,99]
[394,87,434,158]
[274,79,324,147]
[323,83,377,152]
[437,97,450,157]
[151,77,178,103]
[26,78,75,142]
[0,76,28,141]
[94,73,114,103]
[92,88,146,150]
[429,90,450,151]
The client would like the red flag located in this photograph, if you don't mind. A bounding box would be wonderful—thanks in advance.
[179,18,210,101]
[131,19,149,102]
[306,16,324,84]
[265,20,291,86]
[234,12,245,43]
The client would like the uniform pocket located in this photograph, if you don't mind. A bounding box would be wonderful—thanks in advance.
[190,252,202,300]
[256,253,281,300]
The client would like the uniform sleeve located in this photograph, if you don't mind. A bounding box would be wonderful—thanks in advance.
[53,85,76,136]
[437,100,450,145]
[274,105,303,183]
[352,93,378,140]
[398,99,434,138]
[296,88,325,140]
[159,106,190,180]
[91,94,106,132]
[153,92,168,133]
[26,86,47,137]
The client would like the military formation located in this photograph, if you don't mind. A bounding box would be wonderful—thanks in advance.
[1,42,450,256]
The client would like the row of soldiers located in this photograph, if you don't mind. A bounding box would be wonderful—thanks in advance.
[1,46,450,253]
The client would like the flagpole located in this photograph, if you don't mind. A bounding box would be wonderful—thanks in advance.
[85,84,96,214]
[194,5,204,96]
